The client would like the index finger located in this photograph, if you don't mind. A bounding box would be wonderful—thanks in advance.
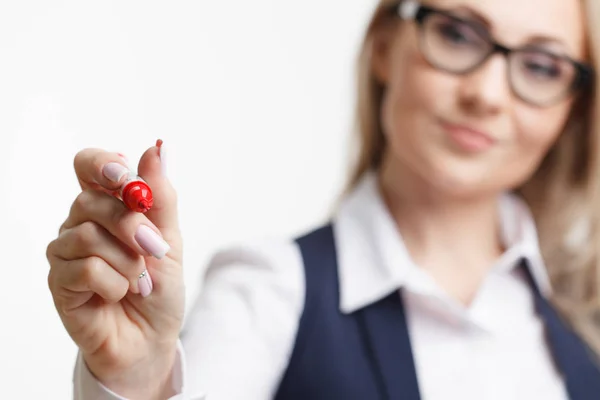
[73,148,131,192]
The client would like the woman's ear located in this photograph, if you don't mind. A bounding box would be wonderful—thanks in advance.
[370,22,396,85]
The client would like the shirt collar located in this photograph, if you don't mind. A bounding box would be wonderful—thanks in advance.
[332,170,552,314]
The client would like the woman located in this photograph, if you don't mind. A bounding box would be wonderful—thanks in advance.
[46,0,600,398]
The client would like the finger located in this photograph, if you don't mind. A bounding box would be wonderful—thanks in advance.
[60,189,170,259]
[48,255,130,306]
[73,148,132,192]
[50,221,147,293]
[137,141,180,244]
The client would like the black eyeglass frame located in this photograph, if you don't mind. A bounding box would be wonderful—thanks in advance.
[384,1,595,107]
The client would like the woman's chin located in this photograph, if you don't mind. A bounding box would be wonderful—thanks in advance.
[382,149,507,200]
[422,161,500,200]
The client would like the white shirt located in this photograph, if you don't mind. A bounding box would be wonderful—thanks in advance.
[74,171,569,400]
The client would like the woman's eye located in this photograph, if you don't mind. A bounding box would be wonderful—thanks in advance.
[522,55,563,80]
[528,63,560,78]
[438,21,479,45]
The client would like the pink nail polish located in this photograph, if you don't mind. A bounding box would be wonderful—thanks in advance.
[103,162,129,183]
[117,153,137,173]
[138,269,153,297]
[134,225,170,259]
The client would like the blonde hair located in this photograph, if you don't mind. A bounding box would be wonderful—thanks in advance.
[346,0,600,352]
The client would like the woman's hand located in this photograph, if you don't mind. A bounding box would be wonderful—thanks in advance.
[46,143,185,399]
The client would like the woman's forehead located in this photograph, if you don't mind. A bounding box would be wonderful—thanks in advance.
[425,0,586,57]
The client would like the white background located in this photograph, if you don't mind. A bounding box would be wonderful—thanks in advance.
[0,0,376,398]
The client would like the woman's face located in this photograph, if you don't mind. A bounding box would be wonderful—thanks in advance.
[377,0,588,197]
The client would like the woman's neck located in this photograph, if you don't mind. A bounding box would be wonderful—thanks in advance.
[378,162,505,305]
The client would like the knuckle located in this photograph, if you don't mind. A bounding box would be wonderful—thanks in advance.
[47,267,55,290]
[47,258,66,296]
[106,283,128,304]
[47,267,62,296]
[58,221,66,235]
[110,205,137,237]
[74,221,102,249]
[81,256,104,282]
[48,229,73,260]
[46,239,56,262]
[73,190,95,214]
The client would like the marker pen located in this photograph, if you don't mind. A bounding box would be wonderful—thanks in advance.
[118,173,153,213]
[112,153,154,213]
[111,139,163,213]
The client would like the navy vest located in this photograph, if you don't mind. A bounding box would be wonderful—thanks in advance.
[274,224,600,400]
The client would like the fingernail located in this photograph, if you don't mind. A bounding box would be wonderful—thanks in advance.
[157,139,167,177]
[117,153,136,172]
[138,269,153,297]
[134,225,170,259]
[103,162,129,183]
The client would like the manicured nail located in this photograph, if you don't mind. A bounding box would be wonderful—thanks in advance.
[134,225,170,259]
[103,162,129,183]
[117,153,136,172]
[156,139,167,177]
[138,269,153,297]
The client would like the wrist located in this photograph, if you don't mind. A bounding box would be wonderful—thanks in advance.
[84,344,179,400]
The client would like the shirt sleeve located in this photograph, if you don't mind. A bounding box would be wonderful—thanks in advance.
[72,238,304,400]
[73,340,196,400]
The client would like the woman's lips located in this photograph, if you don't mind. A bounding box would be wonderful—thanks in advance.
[441,121,497,153]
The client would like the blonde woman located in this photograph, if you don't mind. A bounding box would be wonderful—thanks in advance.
[46,0,600,399]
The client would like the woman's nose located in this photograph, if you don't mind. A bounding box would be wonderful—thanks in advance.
[457,54,512,115]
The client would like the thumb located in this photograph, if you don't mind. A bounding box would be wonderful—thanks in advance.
[137,140,181,248]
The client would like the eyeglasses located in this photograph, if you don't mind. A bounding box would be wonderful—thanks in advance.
[387,0,594,107]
